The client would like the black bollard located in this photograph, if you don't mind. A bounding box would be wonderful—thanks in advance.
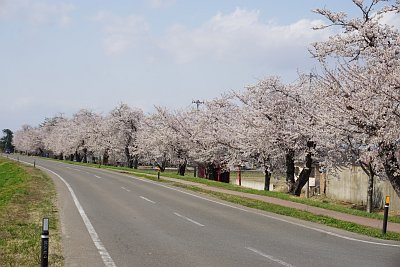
[382,196,390,235]
[41,218,49,267]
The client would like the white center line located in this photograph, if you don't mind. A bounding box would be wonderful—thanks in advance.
[174,212,204,227]
[246,247,294,267]
[121,186,131,192]
[140,196,156,204]
[94,175,102,179]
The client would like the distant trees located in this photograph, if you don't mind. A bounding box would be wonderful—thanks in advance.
[0,129,14,152]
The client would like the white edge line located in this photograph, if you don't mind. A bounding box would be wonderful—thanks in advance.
[140,196,156,204]
[246,247,294,267]
[94,175,102,179]
[14,158,117,267]
[42,166,117,267]
[121,187,131,192]
[174,212,204,227]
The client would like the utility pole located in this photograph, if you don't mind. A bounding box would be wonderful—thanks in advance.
[306,72,317,198]
[192,100,204,110]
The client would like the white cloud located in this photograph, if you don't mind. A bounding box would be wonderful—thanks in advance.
[91,7,331,72]
[160,8,331,65]
[92,11,149,55]
[0,0,74,26]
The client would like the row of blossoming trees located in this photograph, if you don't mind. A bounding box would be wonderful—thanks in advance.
[12,1,400,206]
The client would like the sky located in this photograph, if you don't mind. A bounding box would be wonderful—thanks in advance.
[0,0,396,132]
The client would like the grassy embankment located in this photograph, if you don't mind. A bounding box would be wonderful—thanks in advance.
[40,157,400,240]
[0,157,63,266]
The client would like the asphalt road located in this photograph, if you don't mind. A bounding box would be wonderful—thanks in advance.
[7,155,400,267]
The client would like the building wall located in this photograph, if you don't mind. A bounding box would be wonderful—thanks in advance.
[326,166,400,212]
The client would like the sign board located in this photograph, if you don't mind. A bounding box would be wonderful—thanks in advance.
[309,178,316,187]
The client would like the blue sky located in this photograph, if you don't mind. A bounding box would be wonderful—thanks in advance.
[0,0,391,131]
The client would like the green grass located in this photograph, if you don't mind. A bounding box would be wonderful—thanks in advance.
[38,157,400,224]
[0,157,63,266]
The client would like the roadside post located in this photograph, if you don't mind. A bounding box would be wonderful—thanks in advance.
[34,160,36,168]
[41,218,49,267]
[156,167,160,180]
[382,196,390,234]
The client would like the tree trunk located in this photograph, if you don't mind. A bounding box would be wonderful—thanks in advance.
[124,146,133,168]
[103,150,109,165]
[286,150,295,192]
[360,161,375,213]
[133,156,139,169]
[366,170,374,213]
[264,167,271,191]
[291,152,312,196]
[380,144,400,199]
[206,163,217,180]
[82,148,87,163]
[75,151,81,162]
[178,158,187,176]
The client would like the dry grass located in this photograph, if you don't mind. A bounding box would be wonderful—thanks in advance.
[0,157,63,266]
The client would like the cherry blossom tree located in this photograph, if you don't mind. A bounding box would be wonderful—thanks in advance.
[311,0,400,203]
[13,125,43,155]
[107,103,143,168]
[233,75,318,194]
[139,107,189,174]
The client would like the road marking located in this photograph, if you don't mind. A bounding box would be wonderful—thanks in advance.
[174,212,204,227]
[140,196,156,204]
[246,247,294,267]
[121,186,131,192]
[94,175,102,179]
[13,159,117,267]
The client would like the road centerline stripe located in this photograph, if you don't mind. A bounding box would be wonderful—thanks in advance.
[94,175,102,179]
[121,186,131,192]
[140,196,156,204]
[246,247,294,267]
[174,212,204,227]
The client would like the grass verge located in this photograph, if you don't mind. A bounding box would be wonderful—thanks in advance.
[0,157,63,266]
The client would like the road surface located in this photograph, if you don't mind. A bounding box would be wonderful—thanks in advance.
[8,155,400,267]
